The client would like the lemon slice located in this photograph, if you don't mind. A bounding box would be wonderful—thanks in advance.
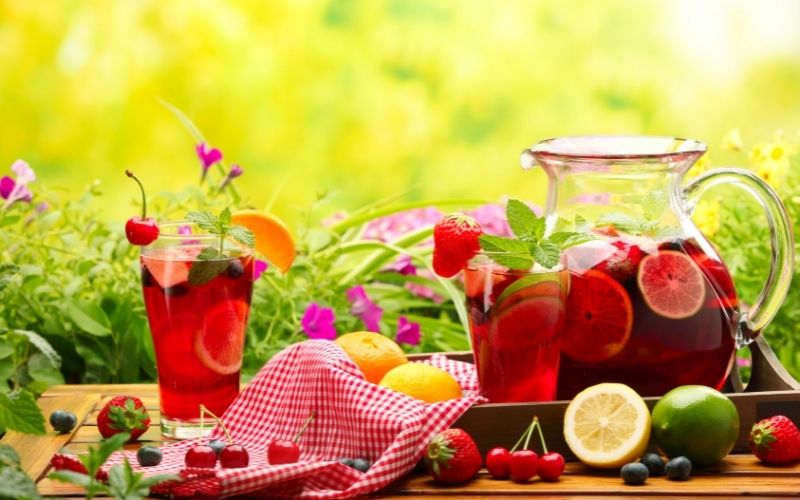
[231,210,296,273]
[563,383,651,468]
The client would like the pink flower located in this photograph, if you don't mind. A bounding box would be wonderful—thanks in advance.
[363,207,443,242]
[301,303,336,340]
[395,316,420,346]
[196,143,222,180]
[177,225,193,235]
[347,285,383,332]
[219,164,244,191]
[2,160,35,208]
[253,259,268,280]
[389,255,417,276]
[736,356,752,368]
[465,202,519,237]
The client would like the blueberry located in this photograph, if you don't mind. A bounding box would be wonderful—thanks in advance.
[137,446,163,467]
[620,462,649,486]
[226,261,245,279]
[49,410,77,434]
[208,439,226,456]
[141,266,156,287]
[164,283,190,297]
[665,456,692,481]
[641,453,665,476]
[352,458,371,473]
[336,457,354,467]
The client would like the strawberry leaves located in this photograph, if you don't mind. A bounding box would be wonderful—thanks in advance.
[479,199,593,270]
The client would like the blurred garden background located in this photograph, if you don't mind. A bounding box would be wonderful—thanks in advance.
[2,0,800,389]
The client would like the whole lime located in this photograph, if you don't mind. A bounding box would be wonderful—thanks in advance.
[651,385,739,467]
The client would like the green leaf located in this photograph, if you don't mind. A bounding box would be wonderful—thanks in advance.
[0,390,45,435]
[548,231,596,250]
[185,211,218,234]
[531,240,561,268]
[0,466,41,499]
[49,470,93,488]
[106,459,178,500]
[27,353,65,387]
[0,264,19,292]
[506,199,544,241]
[0,444,21,467]
[478,235,530,254]
[12,330,61,368]
[67,301,112,337]
[219,207,232,231]
[196,247,220,261]
[0,343,14,360]
[488,253,535,270]
[228,226,255,248]
[82,433,130,478]
[188,259,229,286]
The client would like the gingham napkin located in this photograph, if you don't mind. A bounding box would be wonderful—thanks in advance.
[105,340,483,498]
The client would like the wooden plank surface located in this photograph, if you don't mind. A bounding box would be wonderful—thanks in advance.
[4,384,799,498]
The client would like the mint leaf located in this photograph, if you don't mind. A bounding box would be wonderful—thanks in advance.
[0,444,21,467]
[0,264,18,292]
[228,226,255,248]
[188,259,229,286]
[49,470,93,489]
[196,247,220,261]
[479,235,530,254]
[219,207,232,230]
[548,231,596,250]
[0,390,45,435]
[107,459,179,500]
[13,330,61,368]
[531,240,561,269]
[574,214,590,232]
[185,211,218,233]
[0,466,41,499]
[506,199,544,241]
[489,252,535,270]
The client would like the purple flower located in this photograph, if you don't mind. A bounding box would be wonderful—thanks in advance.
[389,255,417,276]
[347,285,383,332]
[253,259,268,280]
[196,143,222,180]
[2,160,35,208]
[219,164,244,191]
[736,356,752,368]
[177,225,193,235]
[301,303,336,340]
[395,316,420,346]
[363,207,443,242]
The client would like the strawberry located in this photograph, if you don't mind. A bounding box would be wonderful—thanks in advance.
[749,415,800,465]
[592,239,643,281]
[425,428,482,485]
[432,214,483,278]
[50,453,108,482]
[96,395,150,442]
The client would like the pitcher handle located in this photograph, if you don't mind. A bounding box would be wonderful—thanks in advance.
[683,167,795,346]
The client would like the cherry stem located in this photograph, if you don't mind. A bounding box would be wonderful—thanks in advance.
[534,417,548,454]
[199,404,233,445]
[523,416,536,451]
[510,418,536,452]
[292,410,317,444]
[125,170,148,219]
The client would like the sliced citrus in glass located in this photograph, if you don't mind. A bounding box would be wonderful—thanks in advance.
[563,382,651,469]
[561,270,633,363]
[637,250,705,319]
[231,210,296,273]
[194,300,249,375]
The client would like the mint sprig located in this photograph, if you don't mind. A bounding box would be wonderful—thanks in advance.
[185,208,255,285]
[478,199,593,270]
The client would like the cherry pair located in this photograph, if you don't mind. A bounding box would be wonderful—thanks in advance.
[185,405,249,469]
[485,416,565,482]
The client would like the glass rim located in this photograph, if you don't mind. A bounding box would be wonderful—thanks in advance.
[151,221,219,241]
[466,251,565,273]
[524,135,707,163]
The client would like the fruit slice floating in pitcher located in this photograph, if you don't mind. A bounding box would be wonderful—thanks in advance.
[692,253,738,309]
[637,250,705,319]
[231,210,296,273]
[194,300,249,375]
[561,270,633,363]
[490,296,565,351]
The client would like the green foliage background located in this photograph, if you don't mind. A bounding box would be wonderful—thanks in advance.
[2,1,800,222]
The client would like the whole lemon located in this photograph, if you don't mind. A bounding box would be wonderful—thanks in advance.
[334,331,407,384]
[651,385,739,467]
[379,363,462,403]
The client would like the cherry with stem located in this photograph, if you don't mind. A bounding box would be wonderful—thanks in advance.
[267,410,317,465]
[124,170,159,245]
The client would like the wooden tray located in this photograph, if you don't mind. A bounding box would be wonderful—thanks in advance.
[412,336,800,458]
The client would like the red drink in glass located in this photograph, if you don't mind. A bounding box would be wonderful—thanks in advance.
[558,234,738,399]
[464,259,568,402]
[141,224,253,439]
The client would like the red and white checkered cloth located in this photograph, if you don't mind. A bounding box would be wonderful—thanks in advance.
[105,340,483,498]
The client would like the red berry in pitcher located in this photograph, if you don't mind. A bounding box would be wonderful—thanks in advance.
[124,170,159,245]
[593,239,643,281]
[485,446,511,479]
[432,214,483,278]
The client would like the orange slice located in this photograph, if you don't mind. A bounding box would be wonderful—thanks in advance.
[231,210,296,273]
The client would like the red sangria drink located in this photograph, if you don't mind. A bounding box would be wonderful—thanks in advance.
[557,233,738,398]
[464,257,569,402]
[141,222,254,439]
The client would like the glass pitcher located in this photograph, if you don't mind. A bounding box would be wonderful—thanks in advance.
[521,136,794,398]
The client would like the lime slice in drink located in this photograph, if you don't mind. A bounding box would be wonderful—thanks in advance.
[637,250,705,319]
[194,300,249,375]
[561,270,633,363]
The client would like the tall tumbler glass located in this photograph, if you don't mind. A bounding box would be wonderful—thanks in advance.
[140,222,254,439]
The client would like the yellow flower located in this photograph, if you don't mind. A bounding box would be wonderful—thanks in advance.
[692,198,720,238]
[722,128,743,151]
[687,153,712,178]
[748,130,793,184]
